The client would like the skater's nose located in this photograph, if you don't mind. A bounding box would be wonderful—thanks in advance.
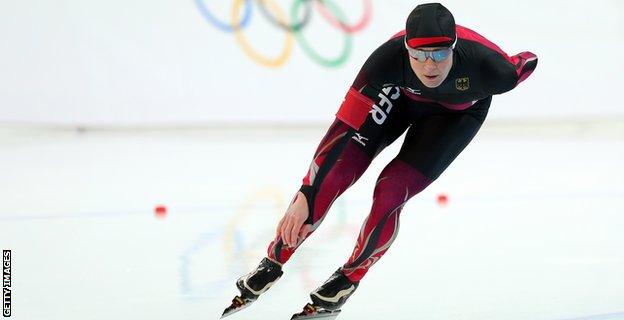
[423,58,438,71]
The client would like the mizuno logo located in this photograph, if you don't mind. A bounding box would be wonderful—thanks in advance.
[404,87,421,95]
[352,133,369,146]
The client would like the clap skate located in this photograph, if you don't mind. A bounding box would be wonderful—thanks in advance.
[221,257,283,318]
[291,268,359,320]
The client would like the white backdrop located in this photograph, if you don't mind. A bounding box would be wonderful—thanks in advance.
[0,0,622,126]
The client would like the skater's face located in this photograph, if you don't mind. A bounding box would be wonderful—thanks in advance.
[407,46,454,88]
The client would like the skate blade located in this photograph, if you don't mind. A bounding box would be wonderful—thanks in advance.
[220,296,252,319]
[291,304,341,320]
[290,313,340,320]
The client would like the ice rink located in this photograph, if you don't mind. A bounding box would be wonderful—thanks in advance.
[1,121,623,320]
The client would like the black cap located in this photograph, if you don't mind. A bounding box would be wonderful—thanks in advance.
[405,3,456,48]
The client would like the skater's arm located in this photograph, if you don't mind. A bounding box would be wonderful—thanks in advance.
[276,191,311,247]
[455,26,538,95]
[482,49,538,95]
[275,114,369,248]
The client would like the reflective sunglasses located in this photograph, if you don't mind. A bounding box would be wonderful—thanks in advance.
[404,38,456,63]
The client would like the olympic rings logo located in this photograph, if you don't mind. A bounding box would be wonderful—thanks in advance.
[194,0,373,68]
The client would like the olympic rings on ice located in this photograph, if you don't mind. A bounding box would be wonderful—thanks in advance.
[194,0,373,68]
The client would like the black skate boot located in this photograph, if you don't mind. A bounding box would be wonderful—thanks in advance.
[291,268,359,320]
[221,257,283,318]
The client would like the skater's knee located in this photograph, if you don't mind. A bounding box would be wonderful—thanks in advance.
[373,159,432,208]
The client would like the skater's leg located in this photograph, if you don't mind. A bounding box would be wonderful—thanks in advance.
[267,114,409,264]
[342,97,491,282]
[266,119,371,264]
[224,86,409,318]
[269,85,411,264]
[340,158,431,281]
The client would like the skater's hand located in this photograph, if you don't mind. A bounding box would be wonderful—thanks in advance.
[276,191,311,248]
